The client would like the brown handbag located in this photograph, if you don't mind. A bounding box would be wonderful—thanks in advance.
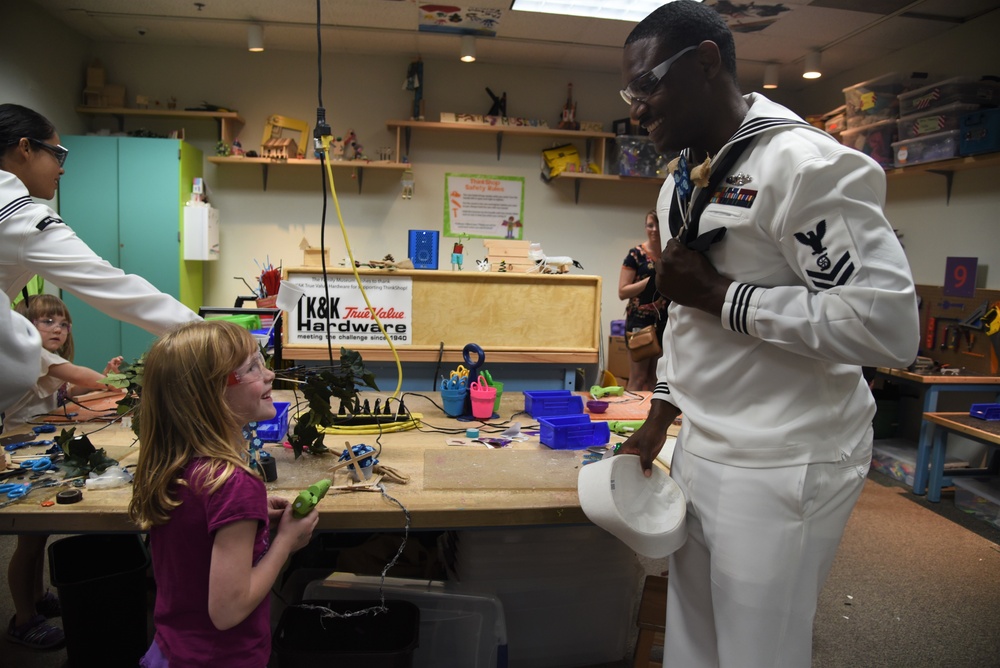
[626,324,662,362]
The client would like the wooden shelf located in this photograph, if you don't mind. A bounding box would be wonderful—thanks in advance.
[885,151,1000,203]
[76,106,245,145]
[206,156,409,191]
[387,119,612,163]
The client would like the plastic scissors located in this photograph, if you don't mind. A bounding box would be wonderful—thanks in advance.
[20,458,55,474]
[441,373,468,391]
[0,483,31,499]
[3,439,54,452]
[480,369,495,387]
[469,376,490,393]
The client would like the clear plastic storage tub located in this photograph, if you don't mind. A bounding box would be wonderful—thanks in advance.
[896,102,981,140]
[843,72,937,129]
[898,75,1000,117]
[840,118,897,167]
[891,129,961,167]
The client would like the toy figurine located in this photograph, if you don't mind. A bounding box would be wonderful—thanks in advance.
[405,56,425,121]
[451,239,465,271]
[486,87,507,117]
[558,83,579,130]
[230,138,244,157]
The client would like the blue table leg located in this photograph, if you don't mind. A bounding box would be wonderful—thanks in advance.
[912,387,940,496]
[927,426,948,503]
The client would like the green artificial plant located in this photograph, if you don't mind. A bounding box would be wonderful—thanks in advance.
[289,347,378,458]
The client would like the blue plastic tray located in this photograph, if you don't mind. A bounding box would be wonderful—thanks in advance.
[523,390,584,418]
[538,414,610,450]
[257,401,291,441]
[970,403,1000,421]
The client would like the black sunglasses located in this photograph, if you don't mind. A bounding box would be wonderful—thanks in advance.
[27,138,69,167]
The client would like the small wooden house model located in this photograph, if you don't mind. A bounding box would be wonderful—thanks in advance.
[262,137,298,160]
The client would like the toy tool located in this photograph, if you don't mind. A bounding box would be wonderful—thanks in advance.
[590,385,624,399]
[292,478,331,518]
[608,420,646,435]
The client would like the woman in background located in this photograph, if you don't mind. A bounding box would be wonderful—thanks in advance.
[618,209,668,391]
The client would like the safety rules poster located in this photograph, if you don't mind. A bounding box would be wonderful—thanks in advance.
[284,274,412,346]
[443,173,524,239]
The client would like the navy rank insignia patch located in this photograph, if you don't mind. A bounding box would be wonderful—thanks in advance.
[794,220,855,289]
[709,187,757,208]
[36,216,64,231]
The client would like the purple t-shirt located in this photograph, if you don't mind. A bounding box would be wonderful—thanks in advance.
[149,460,271,667]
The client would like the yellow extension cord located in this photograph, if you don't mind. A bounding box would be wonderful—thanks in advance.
[309,140,418,435]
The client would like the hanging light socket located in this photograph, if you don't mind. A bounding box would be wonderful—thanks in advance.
[460,35,476,63]
[248,24,264,52]
[803,50,821,79]
[763,63,779,89]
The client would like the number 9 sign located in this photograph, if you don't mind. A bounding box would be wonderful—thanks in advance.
[944,257,977,298]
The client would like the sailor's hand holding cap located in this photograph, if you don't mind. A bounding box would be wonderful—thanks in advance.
[615,399,680,477]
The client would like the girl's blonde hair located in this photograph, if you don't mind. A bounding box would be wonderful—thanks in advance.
[128,320,259,529]
[14,294,74,360]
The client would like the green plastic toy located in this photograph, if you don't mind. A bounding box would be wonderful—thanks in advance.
[590,385,624,399]
[292,478,332,518]
[608,420,645,435]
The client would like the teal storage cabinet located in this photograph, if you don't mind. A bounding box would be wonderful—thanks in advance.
[58,136,204,370]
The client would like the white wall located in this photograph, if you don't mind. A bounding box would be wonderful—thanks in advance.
[4,1,1000,359]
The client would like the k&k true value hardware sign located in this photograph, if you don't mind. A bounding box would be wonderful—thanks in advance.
[285,274,412,346]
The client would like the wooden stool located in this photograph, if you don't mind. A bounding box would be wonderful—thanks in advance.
[633,574,668,668]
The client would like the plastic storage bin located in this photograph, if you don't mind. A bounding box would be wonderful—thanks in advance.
[898,75,1000,117]
[273,599,420,667]
[960,107,1000,156]
[522,390,583,418]
[538,414,610,449]
[954,477,1000,530]
[970,403,1000,420]
[303,574,507,668]
[896,102,981,140]
[840,118,897,167]
[892,129,961,167]
[257,401,290,442]
[843,72,936,129]
[614,135,668,177]
[48,534,151,668]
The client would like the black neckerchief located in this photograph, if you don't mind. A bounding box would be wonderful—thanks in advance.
[668,117,810,250]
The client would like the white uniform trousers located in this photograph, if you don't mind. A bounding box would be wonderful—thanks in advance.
[662,428,871,668]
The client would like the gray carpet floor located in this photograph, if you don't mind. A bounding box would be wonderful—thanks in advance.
[1,469,998,668]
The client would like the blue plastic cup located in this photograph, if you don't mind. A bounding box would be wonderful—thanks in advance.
[441,388,468,417]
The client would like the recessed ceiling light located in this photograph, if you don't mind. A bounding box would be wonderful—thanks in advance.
[511,0,698,22]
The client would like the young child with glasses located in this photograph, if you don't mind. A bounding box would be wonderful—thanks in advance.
[4,294,125,650]
[129,320,318,667]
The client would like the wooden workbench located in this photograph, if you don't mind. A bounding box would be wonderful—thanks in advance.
[875,368,1000,497]
[923,411,1000,503]
[0,392,660,535]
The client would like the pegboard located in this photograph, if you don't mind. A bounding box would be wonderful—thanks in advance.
[916,284,1000,374]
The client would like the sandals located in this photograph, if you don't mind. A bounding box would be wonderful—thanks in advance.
[6,614,65,650]
[35,591,61,618]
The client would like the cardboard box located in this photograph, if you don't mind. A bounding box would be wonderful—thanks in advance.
[607,335,630,384]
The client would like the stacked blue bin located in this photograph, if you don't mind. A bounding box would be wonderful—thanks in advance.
[523,391,610,449]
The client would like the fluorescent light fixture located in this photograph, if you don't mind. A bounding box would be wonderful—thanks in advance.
[511,0,697,22]
[763,63,779,89]
[803,50,821,79]
[248,24,264,52]
[460,35,476,63]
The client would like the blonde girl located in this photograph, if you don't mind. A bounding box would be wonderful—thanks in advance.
[6,294,123,428]
[6,294,124,650]
[129,320,317,668]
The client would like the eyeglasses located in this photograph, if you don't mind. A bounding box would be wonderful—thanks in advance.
[227,352,269,386]
[620,45,697,105]
[27,138,69,167]
[34,318,71,333]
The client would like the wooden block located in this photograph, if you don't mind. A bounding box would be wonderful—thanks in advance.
[302,248,330,266]
[485,246,531,258]
[482,239,531,249]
